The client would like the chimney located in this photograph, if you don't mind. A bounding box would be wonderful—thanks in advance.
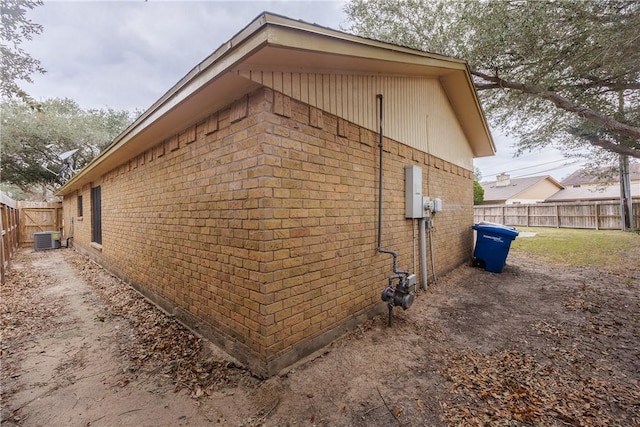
[496,173,511,187]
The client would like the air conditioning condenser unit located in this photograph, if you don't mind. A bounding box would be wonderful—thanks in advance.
[34,231,62,251]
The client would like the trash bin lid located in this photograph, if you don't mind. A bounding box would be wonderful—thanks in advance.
[472,223,519,238]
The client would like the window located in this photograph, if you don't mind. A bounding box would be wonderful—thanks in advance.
[77,195,83,217]
[91,186,102,244]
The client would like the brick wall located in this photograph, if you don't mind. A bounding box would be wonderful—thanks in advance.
[67,185,93,246]
[62,86,474,376]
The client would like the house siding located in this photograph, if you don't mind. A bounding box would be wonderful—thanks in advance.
[62,86,474,376]
[511,179,563,204]
[237,70,474,170]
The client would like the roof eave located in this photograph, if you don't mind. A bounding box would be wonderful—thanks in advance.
[58,12,494,195]
[57,14,273,196]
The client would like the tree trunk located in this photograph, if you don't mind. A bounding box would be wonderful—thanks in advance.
[619,155,634,231]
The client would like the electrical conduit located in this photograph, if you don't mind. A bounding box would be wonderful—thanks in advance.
[376,94,408,279]
[419,217,428,290]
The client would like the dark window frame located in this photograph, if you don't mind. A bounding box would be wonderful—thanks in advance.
[91,186,102,244]
[77,195,83,217]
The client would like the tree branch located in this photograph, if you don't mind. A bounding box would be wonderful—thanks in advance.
[575,75,640,91]
[571,134,640,158]
[475,83,503,91]
[471,70,640,147]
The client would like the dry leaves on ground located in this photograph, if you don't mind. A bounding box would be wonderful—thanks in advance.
[436,262,640,427]
[63,251,259,398]
[0,252,66,407]
[0,253,63,343]
[439,349,639,426]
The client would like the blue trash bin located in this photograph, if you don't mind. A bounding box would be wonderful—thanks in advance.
[472,224,519,273]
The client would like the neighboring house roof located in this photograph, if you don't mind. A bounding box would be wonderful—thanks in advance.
[562,162,640,186]
[481,175,564,204]
[546,182,640,202]
[57,12,494,196]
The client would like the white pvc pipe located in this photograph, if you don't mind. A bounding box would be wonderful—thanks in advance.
[428,218,438,283]
[419,217,428,290]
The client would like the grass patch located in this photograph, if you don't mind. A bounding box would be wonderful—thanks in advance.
[510,227,640,270]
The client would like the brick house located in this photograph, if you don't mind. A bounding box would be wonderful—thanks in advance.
[57,13,494,376]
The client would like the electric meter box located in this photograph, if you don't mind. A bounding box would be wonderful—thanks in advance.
[405,165,424,218]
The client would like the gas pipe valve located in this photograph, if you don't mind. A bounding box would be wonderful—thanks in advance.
[381,274,416,310]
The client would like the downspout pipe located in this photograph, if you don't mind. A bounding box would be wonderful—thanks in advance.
[419,217,428,290]
[376,94,409,278]
[428,217,438,283]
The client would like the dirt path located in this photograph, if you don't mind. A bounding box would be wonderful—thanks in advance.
[2,245,639,426]
[1,251,233,426]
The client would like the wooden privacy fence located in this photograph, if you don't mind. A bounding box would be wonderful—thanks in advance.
[474,200,640,230]
[1,193,20,284]
[0,195,63,284]
[18,200,63,246]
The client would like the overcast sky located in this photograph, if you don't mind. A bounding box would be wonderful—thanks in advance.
[22,0,583,182]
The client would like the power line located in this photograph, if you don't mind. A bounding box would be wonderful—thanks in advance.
[485,158,571,175]
[513,161,583,178]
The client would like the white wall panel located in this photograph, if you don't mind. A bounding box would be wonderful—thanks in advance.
[236,69,474,169]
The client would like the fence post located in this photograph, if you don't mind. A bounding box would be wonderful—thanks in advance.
[0,192,19,285]
[1,205,5,285]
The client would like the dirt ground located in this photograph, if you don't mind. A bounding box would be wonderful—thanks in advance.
[1,241,639,426]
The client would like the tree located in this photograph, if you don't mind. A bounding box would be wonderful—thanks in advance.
[0,0,46,103]
[344,0,640,161]
[0,98,136,199]
[473,180,485,205]
[473,167,484,205]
